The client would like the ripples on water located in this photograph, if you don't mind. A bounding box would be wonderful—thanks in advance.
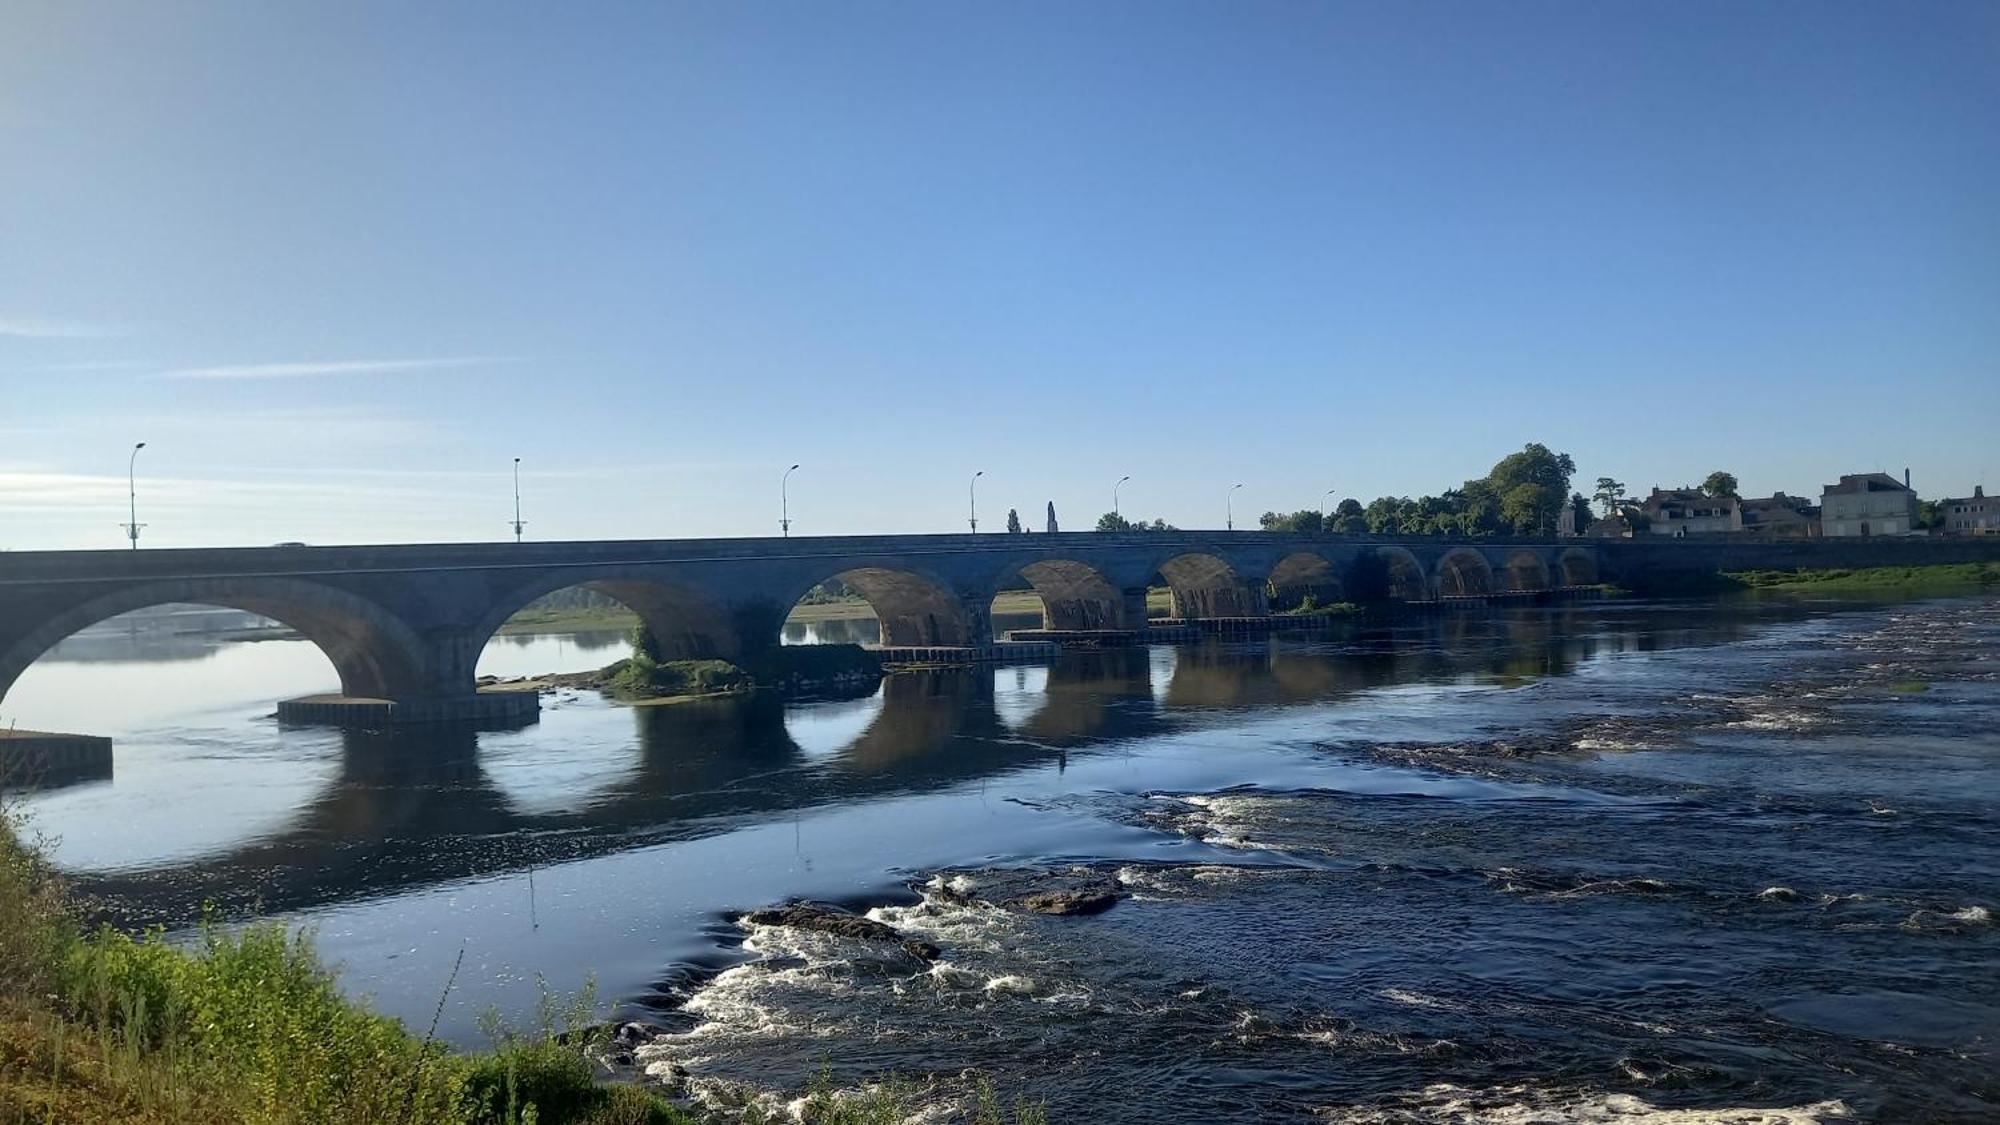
[7,598,1998,1121]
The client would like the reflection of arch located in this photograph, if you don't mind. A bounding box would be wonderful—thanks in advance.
[0,579,429,706]
[1268,551,1343,610]
[1501,550,1551,592]
[1007,558,1130,631]
[790,567,970,647]
[1436,549,1494,597]
[1558,548,1599,587]
[476,573,739,663]
[840,669,972,767]
[992,665,1050,732]
[1153,553,1260,619]
[1022,649,1159,743]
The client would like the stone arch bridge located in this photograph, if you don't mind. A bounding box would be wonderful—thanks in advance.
[4,531,1990,726]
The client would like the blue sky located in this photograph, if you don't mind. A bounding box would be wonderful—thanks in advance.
[3,1,1995,548]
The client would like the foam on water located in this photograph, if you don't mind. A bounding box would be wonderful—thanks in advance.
[1314,1085,1853,1123]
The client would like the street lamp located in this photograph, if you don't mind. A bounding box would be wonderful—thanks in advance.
[781,463,801,537]
[1322,488,1337,528]
[121,442,147,548]
[968,470,984,532]
[510,457,527,542]
[1114,475,1131,519]
[1227,482,1244,531]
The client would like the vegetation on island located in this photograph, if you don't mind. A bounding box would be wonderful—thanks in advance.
[576,630,883,703]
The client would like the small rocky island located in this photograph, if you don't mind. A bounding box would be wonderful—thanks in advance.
[485,633,884,706]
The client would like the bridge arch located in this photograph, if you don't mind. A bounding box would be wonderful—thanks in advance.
[1346,546,1428,601]
[475,571,741,665]
[1152,552,1262,619]
[784,565,973,647]
[992,558,1132,632]
[1500,550,1552,593]
[0,577,431,709]
[1436,548,1494,597]
[1268,551,1344,610]
[1557,548,1599,587]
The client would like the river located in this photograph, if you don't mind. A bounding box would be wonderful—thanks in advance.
[3,595,1995,1122]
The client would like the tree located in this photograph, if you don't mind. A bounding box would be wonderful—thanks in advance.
[1592,477,1626,515]
[1569,492,1593,532]
[1095,512,1176,532]
[1259,509,1324,533]
[1701,471,1739,499]
[1363,496,1405,535]
[1330,498,1366,534]
[1005,508,1022,534]
[1466,443,1576,535]
[627,624,664,663]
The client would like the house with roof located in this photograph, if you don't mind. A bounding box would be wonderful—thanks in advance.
[1938,486,1999,535]
[1820,472,1920,537]
[1584,512,1636,538]
[1739,493,1819,538]
[1638,487,1742,536]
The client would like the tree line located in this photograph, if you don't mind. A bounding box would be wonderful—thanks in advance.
[1253,443,1583,538]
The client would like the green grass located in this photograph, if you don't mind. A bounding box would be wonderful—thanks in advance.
[495,606,640,636]
[603,656,753,699]
[1725,561,2000,592]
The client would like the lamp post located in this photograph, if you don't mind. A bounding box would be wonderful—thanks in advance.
[1227,482,1244,531]
[1114,475,1130,520]
[781,463,800,537]
[510,457,526,542]
[1322,488,1336,528]
[968,471,984,532]
[122,442,147,548]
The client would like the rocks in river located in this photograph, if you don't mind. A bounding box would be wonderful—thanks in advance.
[740,901,941,961]
[1015,886,1121,915]
[936,867,1125,916]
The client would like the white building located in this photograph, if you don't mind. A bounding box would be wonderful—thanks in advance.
[1820,472,1920,537]
[1939,486,1998,535]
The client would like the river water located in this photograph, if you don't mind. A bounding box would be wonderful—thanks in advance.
[4,596,1996,1122]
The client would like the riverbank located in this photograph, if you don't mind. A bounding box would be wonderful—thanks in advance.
[0,810,1047,1124]
[0,806,688,1124]
[1727,559,2000,592]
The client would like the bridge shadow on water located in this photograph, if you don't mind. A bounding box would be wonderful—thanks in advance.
[68,602,1801,929]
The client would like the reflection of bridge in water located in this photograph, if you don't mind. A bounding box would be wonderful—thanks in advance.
[70,607,1785,925]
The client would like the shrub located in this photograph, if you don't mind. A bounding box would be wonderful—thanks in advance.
[57,920,468,1124]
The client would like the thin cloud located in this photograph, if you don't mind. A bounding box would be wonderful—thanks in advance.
[0,315,128,339]
[153,356,513,380]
